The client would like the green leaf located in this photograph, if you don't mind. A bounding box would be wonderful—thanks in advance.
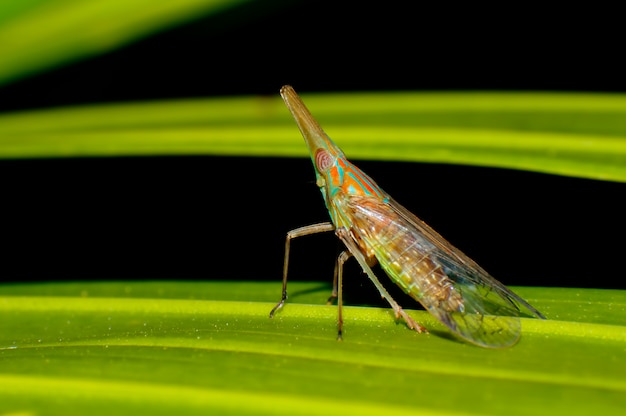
[0,0,251,86]
[2,3,623,415]
[1,281,625,415]
[2,91,626,182]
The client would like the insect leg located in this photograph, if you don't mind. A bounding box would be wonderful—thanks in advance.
[334,250,352,340]
[335,228,428,333]
[269,222,335,318]
[326,248,350,305]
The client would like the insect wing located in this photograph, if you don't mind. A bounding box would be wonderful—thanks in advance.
[344,194,543,348]
[388,196,545,317]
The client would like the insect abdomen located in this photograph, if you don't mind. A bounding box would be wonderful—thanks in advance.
[381,236,465,313]
[349,196,465,313]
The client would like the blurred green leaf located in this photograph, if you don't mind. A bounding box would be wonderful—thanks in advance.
[0,0,251,86]
[1,281,625,415]
[2,91,626,182]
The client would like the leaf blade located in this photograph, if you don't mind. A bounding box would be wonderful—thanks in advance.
[2,92,626,182]
[1,282,625,415]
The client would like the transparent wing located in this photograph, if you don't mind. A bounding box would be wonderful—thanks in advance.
[342,194,545,348]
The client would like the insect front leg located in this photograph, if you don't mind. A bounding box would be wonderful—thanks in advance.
[269,222,335,318]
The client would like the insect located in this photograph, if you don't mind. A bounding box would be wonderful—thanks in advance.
[270,85,545,348]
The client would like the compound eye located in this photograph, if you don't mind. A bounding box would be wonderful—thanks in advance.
[315,149,333,171]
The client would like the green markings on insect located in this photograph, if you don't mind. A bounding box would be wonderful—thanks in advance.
[270,85,545,348]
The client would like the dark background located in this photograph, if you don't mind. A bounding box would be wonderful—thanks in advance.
[1,1,624,293]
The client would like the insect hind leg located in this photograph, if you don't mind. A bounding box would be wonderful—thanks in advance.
[335,228,428,334]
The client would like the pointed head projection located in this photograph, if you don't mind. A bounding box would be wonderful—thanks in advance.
[280,85,344,190]
[280,85,386,217]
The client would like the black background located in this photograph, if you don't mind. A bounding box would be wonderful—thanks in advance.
[1,1,624,293]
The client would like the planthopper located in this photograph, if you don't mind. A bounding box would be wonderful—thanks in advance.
[270,85,545,348]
